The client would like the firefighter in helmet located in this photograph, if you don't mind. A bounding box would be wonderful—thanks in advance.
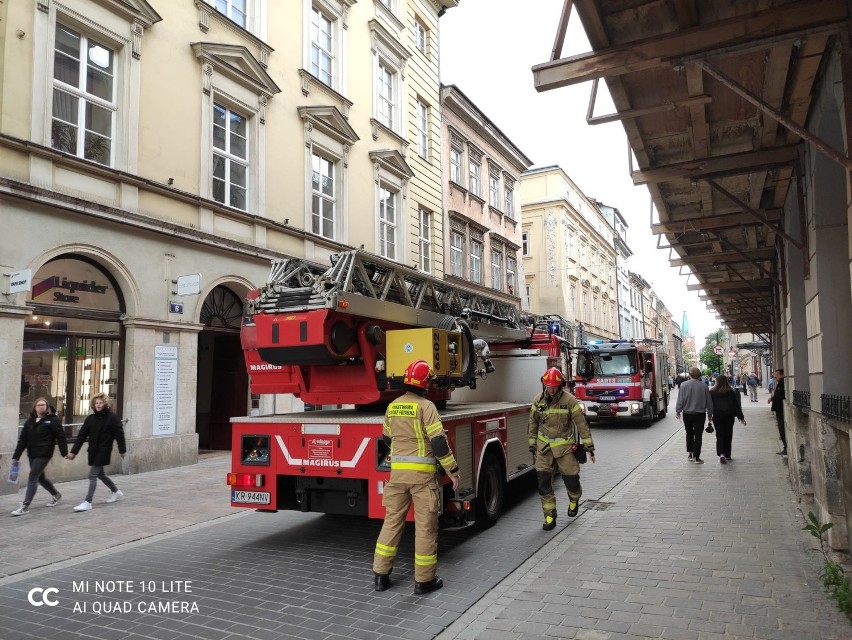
[372,359,461,595]
[529,366,596,530]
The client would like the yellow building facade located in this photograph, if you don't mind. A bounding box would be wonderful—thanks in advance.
[0,0,455,487]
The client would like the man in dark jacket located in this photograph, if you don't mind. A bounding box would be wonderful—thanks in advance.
[67,393,126,511]
[768,369,787,455]
[11,398,68,516]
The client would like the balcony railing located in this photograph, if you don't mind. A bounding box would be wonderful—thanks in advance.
[821,394,851,423]
[792,390,810,410]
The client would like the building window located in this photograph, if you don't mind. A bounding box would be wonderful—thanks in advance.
[593,296,599,326]
[415,100,428,160]
[491,249,502,290]
[216,0,247,27]
[51,23,115,166]
[419,208,432,273]
[582,291,588,322]
[311,152,335,239]
[377,62,395,129]
[470,240,482,284]
[506,256,516,294]
[505,183,515,219]
[212,103,248,210]
[310,7,334,86]
[469,158,481,197]
[489,172,500,208]
[450,231,464,277]
[414,18,427,55]
[571,284,577,314]
[522,231,529,256]
[525,284,531,309]
[450,146,463,184]
[378,187,397,260]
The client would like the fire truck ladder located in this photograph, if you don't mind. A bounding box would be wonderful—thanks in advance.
[248,249,529,342]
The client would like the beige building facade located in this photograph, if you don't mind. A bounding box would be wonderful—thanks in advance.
[0,0,455,490]
[519,166,619,342]
[440,84,530,306]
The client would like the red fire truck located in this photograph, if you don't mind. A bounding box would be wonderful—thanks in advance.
[573,339,670,426]
[228,251,571,528]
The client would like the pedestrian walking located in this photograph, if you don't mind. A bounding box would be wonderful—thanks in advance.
[372,360,460,595]
[528,367,596,531]
[768,369,787,455]
[10,398,68,516]
[675,367,714,464]
[747,372,759,402]
[66,393,126,511]
[709,375,746,463]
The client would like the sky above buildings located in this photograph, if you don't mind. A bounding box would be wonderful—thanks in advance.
[440,0,722,342]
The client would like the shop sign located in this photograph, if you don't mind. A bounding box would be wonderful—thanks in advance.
[9,269,31,294]
[176,273,201,296]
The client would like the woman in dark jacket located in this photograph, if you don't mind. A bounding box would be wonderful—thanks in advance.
[11,397,68,516]
[710,375,746,464]
[67,393,126,511]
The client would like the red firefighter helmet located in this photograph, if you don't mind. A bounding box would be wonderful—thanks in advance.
[403,360,434,389]
[541,367,566,387]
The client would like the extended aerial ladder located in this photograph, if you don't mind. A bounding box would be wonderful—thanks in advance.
[242,249,532,406]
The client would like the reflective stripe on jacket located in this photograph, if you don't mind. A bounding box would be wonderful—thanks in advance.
[384,392,457,482]
[528,389,594,453]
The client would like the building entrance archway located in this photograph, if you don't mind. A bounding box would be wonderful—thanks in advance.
[195,285,248,450]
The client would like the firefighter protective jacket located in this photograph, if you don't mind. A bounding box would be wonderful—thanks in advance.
[383,391,458,483]
[528,388,594,459]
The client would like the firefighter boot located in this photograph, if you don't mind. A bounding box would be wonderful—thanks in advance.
[374,572,391,591]
[414,577,443,595]
[542,510,557,531]
[567,496,580,518]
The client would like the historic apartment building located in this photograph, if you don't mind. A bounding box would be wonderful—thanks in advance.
[519,166,619,342]
[440,84,530,309]
[0,0,457,488]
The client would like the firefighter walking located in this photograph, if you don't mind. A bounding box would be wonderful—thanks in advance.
[372,360,461,595]
[529,367,596,530]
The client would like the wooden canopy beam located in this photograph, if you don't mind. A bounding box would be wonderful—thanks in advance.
[652,209,782,234]
[670,247,775,266]
[533,0,846,91]
[632,145,799,185]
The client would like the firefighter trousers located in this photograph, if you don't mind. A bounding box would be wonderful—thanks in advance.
[535,449,581,516]
[372,478,441,583]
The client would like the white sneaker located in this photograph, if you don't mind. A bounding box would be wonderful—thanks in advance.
[73,501,92,512]
[106,490,124,503]
[11,504,30,516]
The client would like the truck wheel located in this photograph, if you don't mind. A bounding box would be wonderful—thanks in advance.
[475,453,505,528]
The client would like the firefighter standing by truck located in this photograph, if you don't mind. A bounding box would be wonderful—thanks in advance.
[529,367,596,531]
[372,360,461,595]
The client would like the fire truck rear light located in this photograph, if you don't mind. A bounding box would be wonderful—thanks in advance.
[338,300,349,309]
[227,473,264,487]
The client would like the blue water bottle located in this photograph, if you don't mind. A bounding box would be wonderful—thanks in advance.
[7,460,19,484]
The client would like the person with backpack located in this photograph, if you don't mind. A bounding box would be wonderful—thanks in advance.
[747,372,759,402]
[710,376,746,463]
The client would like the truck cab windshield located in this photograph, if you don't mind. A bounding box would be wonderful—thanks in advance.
[578,352,638,376]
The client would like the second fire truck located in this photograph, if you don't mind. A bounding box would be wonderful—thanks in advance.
[573,339,670,426]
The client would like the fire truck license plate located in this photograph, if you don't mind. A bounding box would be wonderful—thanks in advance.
[231,490,270,504]
[598,396,617,401]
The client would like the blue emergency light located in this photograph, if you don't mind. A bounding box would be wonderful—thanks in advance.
[549,322,560,334]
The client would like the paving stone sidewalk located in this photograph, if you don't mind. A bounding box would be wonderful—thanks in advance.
[0,452,239,579]
[437,397,852,640]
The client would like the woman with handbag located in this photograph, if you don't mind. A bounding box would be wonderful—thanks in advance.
[710,375,746,464]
